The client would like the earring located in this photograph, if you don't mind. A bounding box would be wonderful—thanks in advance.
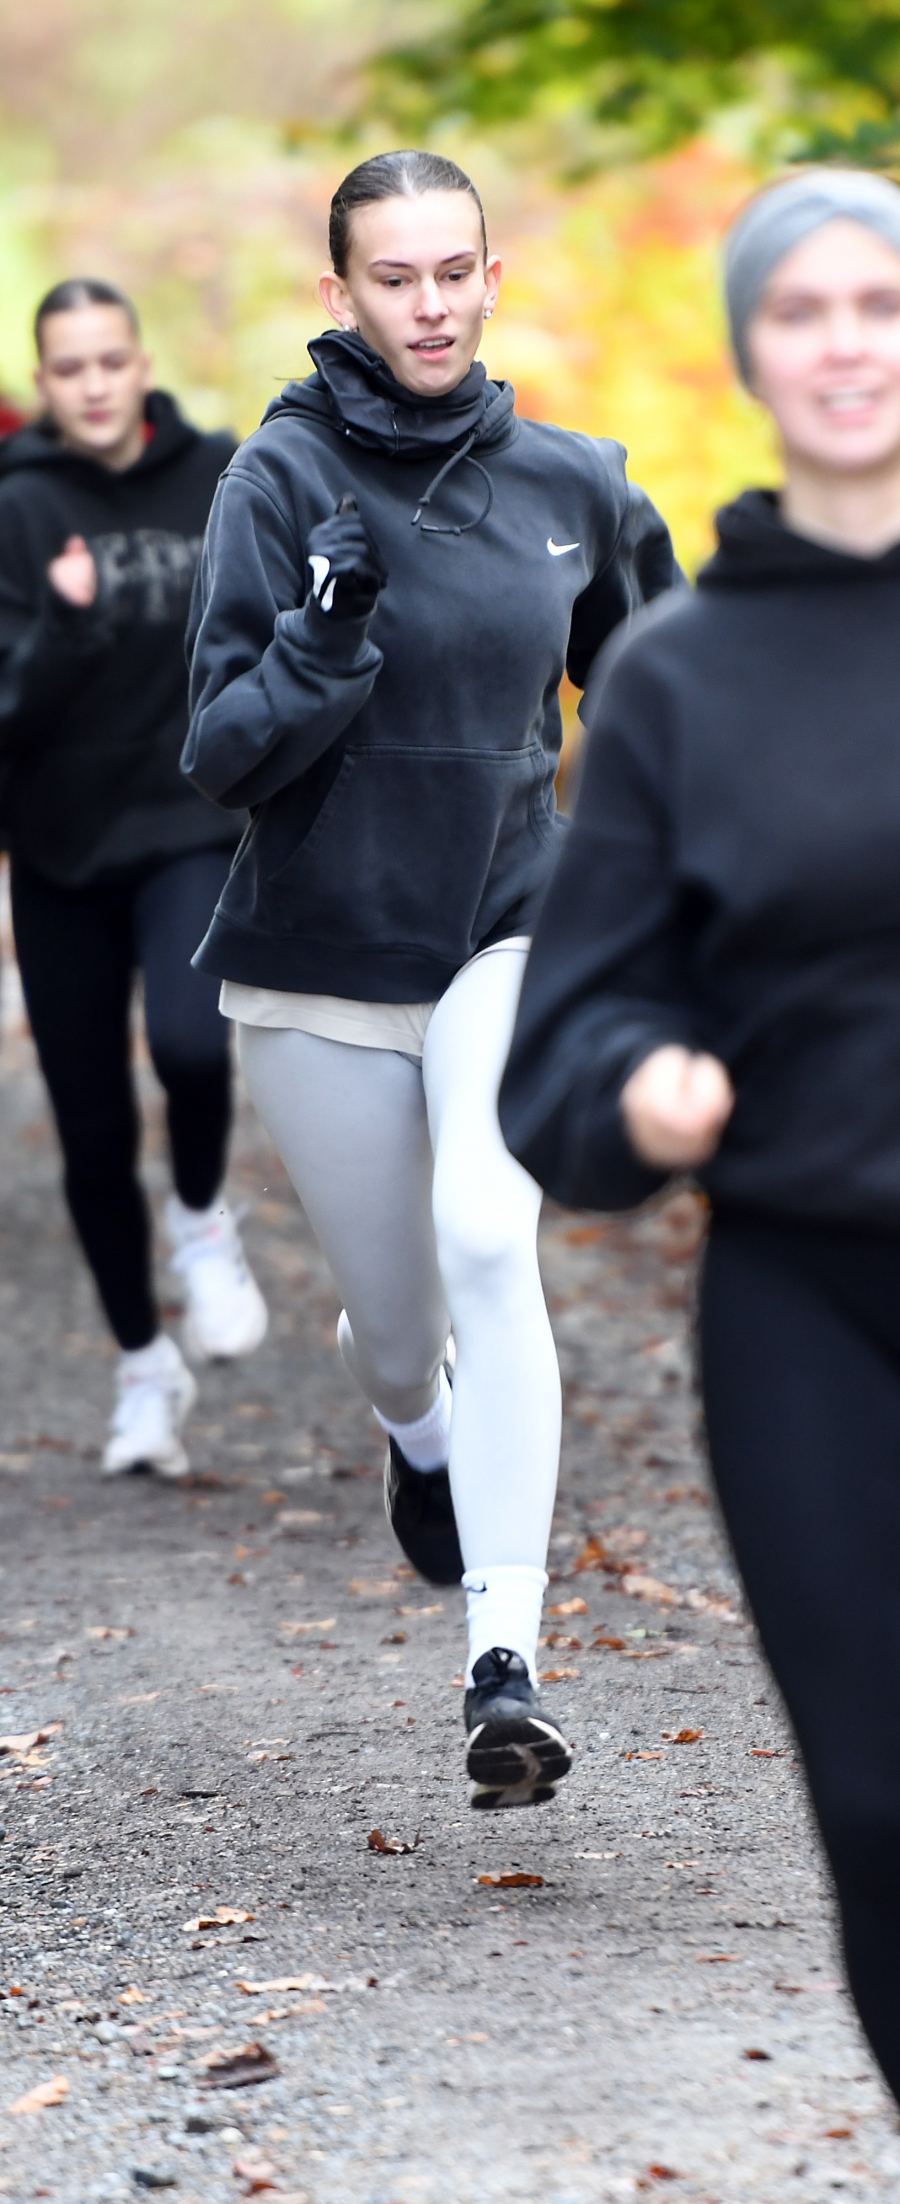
[483,306,493,320]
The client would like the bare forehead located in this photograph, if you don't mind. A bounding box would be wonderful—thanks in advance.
[348,190,483,265]
[763,218,900,295]
[39,304,139,361]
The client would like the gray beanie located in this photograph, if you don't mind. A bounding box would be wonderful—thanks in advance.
[725,166,900,383]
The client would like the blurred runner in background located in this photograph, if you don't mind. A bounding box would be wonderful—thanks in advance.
[500,169,900,2101]
[185,150,678,1808]
[0,278,267,1480]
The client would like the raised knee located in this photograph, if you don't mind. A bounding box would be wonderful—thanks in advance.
[435,1203,524,1302]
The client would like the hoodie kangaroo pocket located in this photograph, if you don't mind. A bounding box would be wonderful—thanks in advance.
[263,741,553,956]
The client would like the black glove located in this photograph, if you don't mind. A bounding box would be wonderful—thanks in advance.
[306,495,388,622]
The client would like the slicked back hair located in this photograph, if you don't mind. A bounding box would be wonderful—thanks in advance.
[329,150,487,276]
[35,278,140,358]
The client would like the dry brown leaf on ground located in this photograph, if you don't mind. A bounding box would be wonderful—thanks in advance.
[348,1580,397,1597]
[602,1526,648,1555]
[539,1667,579,1682]
[624,1749,664,1761]
[743,2047,771,2060]
[395,1603,443,1616]
[198,2041,279,2088]
[236,1975,337,1995]
[662,1728,703,1743]
[0,1724,62,1756]
[182,1906,254,1931]
[366,1828,421,1856]
[696,1953,740,1964]
[233,2153,278,2191]
[547,1597,588,1616]
[621,1572,683,1606]
[9,2074,69,2113]
[118,1986,145,2004]
[542,1632,582,1650]
[280,1619,336,1636]
[85,1625,133,1640]
[590,1634,626,1651]
[573,1537,629,1575]
[476,1871,544,1888]
[647,2167,679,2181]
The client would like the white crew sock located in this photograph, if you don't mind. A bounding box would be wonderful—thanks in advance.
[119,1333,182,1377]
[462,1564,549,1687]
[374,1364,452,1471]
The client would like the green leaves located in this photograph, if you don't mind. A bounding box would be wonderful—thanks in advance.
[366,0,900,166]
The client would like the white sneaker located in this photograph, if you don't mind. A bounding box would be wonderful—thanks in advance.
[102,1333,198,1479]
[166,1194,269,1362]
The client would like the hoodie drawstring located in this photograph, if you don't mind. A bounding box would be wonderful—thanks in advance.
[411,430,495,536]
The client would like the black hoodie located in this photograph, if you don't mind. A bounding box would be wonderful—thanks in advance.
[0,392,239,883]
[499,489,900,1229]
[183,331,679,1002]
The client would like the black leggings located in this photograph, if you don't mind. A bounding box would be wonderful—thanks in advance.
[11,848,233,1351]
[701,1209,900,2104]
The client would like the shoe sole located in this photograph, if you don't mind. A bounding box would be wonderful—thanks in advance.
[466,1712,573,1811]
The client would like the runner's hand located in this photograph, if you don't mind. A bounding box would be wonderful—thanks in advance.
[306,498,388,621]
[47,535,97,608]
[621,1044,735,1170]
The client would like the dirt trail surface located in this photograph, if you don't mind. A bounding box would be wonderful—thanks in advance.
[0,961,898,2203]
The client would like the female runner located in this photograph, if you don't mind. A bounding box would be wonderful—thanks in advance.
[0,278,267,1480]
[501,169,900,2085]
[185,148,677,1808]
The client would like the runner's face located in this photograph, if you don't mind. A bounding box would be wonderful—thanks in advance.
[35,306,152,465]
[319,192,501,397]
[746,220,900,477]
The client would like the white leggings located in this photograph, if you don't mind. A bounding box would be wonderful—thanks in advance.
[236,946,561,1571]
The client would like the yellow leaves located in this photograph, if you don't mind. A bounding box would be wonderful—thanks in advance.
[662,1727,703,1744]
[10,2074,69,2113]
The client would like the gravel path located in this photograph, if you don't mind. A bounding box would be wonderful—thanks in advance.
[0,937,898,2203]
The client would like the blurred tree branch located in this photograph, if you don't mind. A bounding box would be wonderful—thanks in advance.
[364,0,900,167]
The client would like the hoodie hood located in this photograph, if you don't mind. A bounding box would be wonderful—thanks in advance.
[0,389,198,480]
[698,487,900,588]
[262,328,516,458]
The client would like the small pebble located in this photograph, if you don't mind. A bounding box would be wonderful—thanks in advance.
[131,2173,177,2193]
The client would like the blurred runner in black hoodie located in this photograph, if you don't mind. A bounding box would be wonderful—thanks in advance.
[0,278,267,1479]
[501,169,900,2102]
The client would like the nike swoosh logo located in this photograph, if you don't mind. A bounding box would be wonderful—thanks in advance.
[547,537,580,556]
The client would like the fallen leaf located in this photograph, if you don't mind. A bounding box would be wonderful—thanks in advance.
[647,2168,679,2181]
[280,1619,336,1637]
[366,1828,421,1856]
[539,1667,579,1682]
[476,1871,544,1888]
[743,2048,771,2060]
[602,1526,648,1555]
[232,2154,278,2190]
[751,1747,781,1758]
[10,2074,69,2113]
[228,1573,246,1587]
[261,1490,286,1504]
[395,1603,443,1616]
[118,1986,145,2005]
[348,1580,397,1596]
[661,1728,703,1744]
[542,1632,582,1650]
[236,1975,333,1995]
[546,1597,588,1616]
[85,1626,132,1640]
[621,1573,682,1606]
[199,2041,279,2088]
[0,1725,62,1756]
[574,1537,628,1575]
[624,1749,664,1761]
[182,1906,254,1932]
[696,1953,739,1964]
[590,1635,626,1651]
[824,2126,853,2138]
[381,1632,407,1645]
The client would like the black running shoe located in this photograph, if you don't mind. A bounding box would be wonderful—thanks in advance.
[384,1438,463,1586]
[464,1646,573,1810]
